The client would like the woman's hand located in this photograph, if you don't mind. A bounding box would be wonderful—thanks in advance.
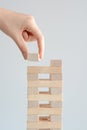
[0,8,44,60]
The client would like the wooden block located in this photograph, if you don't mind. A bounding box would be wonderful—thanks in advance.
[28,101,38,108]
[27,87,38,95]
[28,94,62,101]
[50,60,62,67]
[39,129,53,130]
[27,53,39,61]
[51,115,61,122]
[50,74,62,80]
[53,129,61,130]
[39,129,51,130]
[51,101,62,108]
[28,115,37,122]
[27,74,38,80]
[38,129,60,130]
[27,129,36,130]
[51,87,62,94]
[27,66,62,74]
[27,122,61,129]
[28,80,62,88]
[28,108,62,115]
[50,60,62,80]
[27,128,61,130]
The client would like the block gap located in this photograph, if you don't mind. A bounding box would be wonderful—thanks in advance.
[38,87,51,94]
[39,101,51,108]
[38,115,51,122]
[38,74,50,80]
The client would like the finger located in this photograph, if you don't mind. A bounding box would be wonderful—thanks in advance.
[22,30,36,41]
[37,35,44,59]
[22,30,29,41]
[30,24,45,59]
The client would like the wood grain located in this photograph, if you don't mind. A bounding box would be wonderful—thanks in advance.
[27,66,62,74]
[28,108,62,115]
[28,80,62,88]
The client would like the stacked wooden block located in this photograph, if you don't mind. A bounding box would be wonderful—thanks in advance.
[27,59,62,130]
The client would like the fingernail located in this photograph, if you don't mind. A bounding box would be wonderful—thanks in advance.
[38,58,41,61]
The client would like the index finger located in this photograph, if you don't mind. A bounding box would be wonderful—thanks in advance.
[30,22,45,59]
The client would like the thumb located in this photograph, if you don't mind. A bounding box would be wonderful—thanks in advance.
[22,30,29,41]
[15,34,29,59]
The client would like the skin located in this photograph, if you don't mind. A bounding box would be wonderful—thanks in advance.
[0,8,44,60]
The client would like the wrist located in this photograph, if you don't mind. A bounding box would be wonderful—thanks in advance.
[0,8,12,32]
[0,8,5,30]
[0,8,2,28]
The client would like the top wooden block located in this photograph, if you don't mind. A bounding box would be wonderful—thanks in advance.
[27,53,39,61]
[50,60,62,67]
[50,60,62,80]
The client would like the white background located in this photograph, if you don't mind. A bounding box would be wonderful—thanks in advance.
[0,0,87,130]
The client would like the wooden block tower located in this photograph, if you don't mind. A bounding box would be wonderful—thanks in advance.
[27,57,62,130]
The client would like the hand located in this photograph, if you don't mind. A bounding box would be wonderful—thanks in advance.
[0,8,44,60]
